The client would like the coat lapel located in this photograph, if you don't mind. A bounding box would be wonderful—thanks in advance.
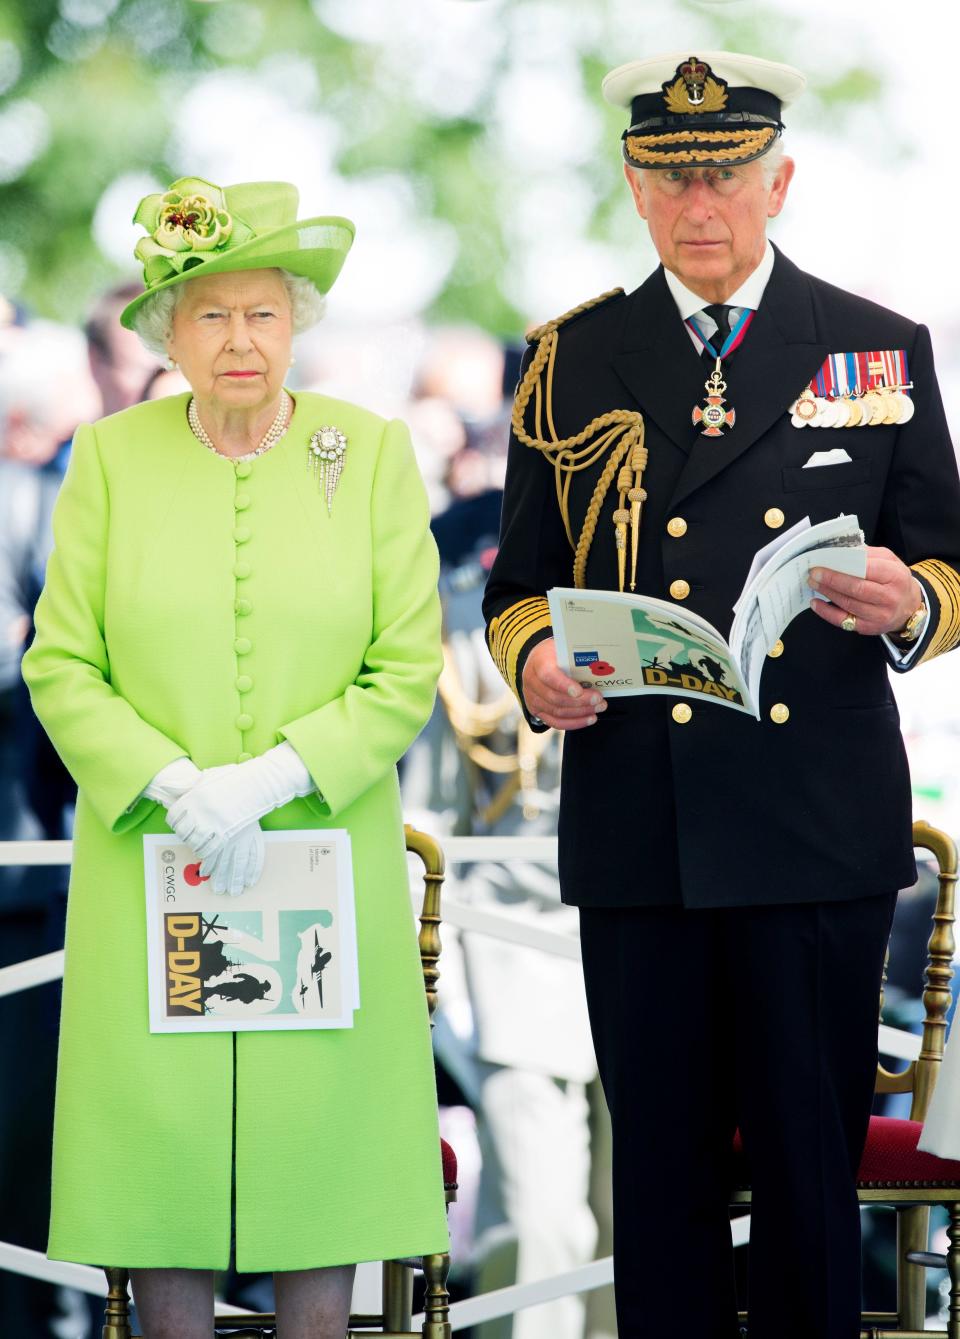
[669,248,829,506]
[611,249,831,504]
[611,268,706,457]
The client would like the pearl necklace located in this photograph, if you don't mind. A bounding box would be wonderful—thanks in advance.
[187,390,291,461]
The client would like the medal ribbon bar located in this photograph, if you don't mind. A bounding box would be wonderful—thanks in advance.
[808,348,910,399]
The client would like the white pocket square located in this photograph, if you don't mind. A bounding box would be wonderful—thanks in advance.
[802,448,853,468]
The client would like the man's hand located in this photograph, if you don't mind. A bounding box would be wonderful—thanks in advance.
[522,638,607,730]
[808,547,923,636]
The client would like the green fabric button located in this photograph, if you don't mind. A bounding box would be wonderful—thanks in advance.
[234,598,252,616]
[237,751,253,763]
[234,637,251,654]
[233,525,251,544]
[236,675,253,693]
[233,561,251,579]
[235,713,254,731]
[234,493,251,511]
[234,462,252,479]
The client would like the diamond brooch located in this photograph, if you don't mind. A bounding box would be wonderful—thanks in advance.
[307,425,348,513]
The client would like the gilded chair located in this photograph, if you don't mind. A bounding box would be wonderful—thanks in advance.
[731,818,960,1338]
[102,825,457,1339]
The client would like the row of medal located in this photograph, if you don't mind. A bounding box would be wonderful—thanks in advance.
[788,385,915,430]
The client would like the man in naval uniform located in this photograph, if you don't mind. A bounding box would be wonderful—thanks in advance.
[483,50,960,1339]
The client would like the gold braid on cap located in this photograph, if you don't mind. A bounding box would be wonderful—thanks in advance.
[625,125,776,166]
[516,290,647,591]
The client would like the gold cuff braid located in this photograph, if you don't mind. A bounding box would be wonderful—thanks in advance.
[488,596,553,700]
[516,290,647,591]
[913,560,960,663]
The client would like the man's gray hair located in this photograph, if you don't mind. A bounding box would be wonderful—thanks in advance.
[759,138,786,187]
[131,268,326,358]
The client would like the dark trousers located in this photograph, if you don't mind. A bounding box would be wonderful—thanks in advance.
[579,893,896,1339]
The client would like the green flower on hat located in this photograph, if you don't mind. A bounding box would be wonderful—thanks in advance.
[121,175,357,330]
[132,176,253,288]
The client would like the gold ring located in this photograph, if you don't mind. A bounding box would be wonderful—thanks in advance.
[841,614,857,633]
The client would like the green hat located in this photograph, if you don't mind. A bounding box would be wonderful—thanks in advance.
[120,176,355,329]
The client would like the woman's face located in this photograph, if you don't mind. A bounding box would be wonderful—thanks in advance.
[166,268,293,414]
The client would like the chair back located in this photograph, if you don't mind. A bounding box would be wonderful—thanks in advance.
[405,824,445,1021]
[876,818,959,1121]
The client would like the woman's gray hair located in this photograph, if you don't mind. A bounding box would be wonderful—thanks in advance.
[131,268,326,357]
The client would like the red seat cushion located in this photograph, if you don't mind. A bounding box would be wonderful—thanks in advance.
[440,1137,458,1188]
[732,1118,960,1190]
[858,1117,960,1187]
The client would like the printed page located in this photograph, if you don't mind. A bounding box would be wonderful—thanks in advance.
[754,543,868,649]
[729,513,865,670]
[735,514,862,620]
[144,830,359,1034]
[733,515,811,614]
[548,587,754,714]
[737,603,770,718]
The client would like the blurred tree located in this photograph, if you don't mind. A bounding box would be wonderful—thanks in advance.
[0,0,884,332]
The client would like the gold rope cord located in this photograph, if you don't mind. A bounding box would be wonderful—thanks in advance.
[625,125,775,165]
[438,641,553,823]
[514,292,647,590]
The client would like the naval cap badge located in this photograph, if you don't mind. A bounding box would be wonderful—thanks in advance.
[662,56,729,115]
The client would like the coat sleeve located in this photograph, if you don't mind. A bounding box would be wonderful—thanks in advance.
[278,417,442,818]
[482,345,573,728]
[876,323,960,671]
[20,425,187,833]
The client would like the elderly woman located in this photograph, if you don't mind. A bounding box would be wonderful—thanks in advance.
[22,178,448,1339]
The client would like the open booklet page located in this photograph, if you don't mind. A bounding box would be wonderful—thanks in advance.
[728,514,866,706]
[143,830,359,1034]
[549,513,866,719]
[549,588,754,713]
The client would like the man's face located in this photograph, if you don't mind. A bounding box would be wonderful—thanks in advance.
[624,156,794,302]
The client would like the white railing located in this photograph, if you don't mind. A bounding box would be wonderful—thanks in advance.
[0,835,938,1329]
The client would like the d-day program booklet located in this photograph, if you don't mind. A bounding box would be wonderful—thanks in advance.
[549,513,867,719]
[143,830,359,1033]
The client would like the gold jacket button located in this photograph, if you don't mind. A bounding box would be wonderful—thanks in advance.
[764,507,785,529]
[767,639,784,658]
[669,578,690,600]
[770,702,790,724]
[667,516,687,538]
[672,703,692,724]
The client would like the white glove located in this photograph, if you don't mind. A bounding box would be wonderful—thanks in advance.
[145,758,264,896]
[167,743,314,863]
[143,756,202,806]
[202,822,265,897]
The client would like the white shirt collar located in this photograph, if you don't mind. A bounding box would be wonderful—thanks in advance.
[663,241,775,345]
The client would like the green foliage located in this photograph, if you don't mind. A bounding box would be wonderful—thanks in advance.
[0,0,884,331]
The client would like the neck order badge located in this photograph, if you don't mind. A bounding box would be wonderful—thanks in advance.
[689,308,754,437]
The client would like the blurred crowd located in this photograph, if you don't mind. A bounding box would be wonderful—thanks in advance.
[2,281,960,1336]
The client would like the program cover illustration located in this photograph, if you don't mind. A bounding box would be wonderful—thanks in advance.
[144,831,359,1033]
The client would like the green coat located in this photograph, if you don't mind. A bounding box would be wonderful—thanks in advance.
[22,391,450,1272]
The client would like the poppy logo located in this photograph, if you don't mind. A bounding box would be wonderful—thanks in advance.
[589,660,615,676]
[184,862,209,886]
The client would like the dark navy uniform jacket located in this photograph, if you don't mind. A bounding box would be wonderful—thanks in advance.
[483,246,960,909]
